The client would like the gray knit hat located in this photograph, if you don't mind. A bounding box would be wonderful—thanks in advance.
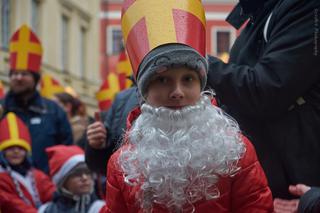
[137,43,208,98]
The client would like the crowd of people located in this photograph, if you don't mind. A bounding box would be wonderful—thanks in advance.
[1,0,320,212]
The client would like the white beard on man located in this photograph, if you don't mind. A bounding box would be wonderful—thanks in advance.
[118,94,246,212]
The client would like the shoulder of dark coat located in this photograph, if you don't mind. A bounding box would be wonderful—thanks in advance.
[41,97,66,114]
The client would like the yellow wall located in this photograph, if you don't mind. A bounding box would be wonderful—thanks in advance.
[0,0,100,115]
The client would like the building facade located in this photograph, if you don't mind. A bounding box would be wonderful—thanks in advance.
[100,0,238,79]
[0,0,101,114]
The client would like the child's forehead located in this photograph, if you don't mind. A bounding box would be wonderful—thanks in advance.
[156,67,198,75]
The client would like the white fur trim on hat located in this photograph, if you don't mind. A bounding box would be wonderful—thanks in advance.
[52,154,84,184]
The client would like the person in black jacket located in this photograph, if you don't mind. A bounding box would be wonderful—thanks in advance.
[207,0,320,201]
[85,86,140,175]
[298,186,320,213]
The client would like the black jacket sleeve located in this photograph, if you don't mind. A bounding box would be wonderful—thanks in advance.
[207,0,320,119]
[85,87,140,175]
[85,108,115,175]
[298,187,320,213]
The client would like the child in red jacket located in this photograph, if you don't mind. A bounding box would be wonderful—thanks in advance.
[99,0,274,212]
[0,112,55,212]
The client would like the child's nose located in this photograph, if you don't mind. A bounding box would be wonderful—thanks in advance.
[169,83,184,100]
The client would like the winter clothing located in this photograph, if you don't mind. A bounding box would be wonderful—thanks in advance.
[102,107,273,212]
[40,145,105,213]
[0,164,55,212]
[38,192,105,213]
[0,91,73,173]
[207,0,320,198]
[85,86,140,175]
[0,190,38,213]
[137,44,208,97]
[0,111,56,212]
[298,187,320,213]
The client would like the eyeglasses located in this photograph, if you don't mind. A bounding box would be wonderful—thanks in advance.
[68,168,93,179]
[10,71,33,78]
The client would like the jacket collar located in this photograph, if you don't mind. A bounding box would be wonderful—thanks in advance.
[3,91,47,114]
[226,0,279,29]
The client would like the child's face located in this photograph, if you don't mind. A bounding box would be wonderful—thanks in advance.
[4,146,27,165]
[146,67,201,108]
[64,168,94,195]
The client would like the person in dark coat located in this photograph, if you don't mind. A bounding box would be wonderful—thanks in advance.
[298,186,320,213]
[85,85,140,175]
[0,25,73,174]
[273,184,320,213]
[206,0,320,201]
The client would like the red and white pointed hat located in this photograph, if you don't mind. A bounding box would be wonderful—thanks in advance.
[46,145,85,184]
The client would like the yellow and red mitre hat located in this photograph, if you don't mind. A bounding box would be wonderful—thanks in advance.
[121,0,206,75]
[0,80,5,99]
[116,50,133,90]
[40,73,65,99]
[9,25,43,73]
[0,112,31,152]
[96,72,120,111]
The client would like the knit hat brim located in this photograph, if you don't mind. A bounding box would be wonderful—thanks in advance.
[137,44,208,98]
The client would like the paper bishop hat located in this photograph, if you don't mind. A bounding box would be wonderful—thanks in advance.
[121,0,206,76]
[0,80,5,99]
[116,50,133,90]
[96,72,120,110]
[0,112,31,152]
[40,73,65,99]
[121,0,207,96]
[9,25,43,73]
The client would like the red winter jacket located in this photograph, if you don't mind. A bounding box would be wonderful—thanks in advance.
[102,107,273,213]
[0,167,56,213]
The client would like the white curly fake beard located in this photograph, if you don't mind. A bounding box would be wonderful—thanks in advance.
[118,95,246,212]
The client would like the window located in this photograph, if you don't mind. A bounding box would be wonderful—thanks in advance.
[31,0,41,33]
[211,27,236,55]
[61,15,69,72]
[79,26,87,78]
[1,0,10,49]
[217,31,231,54]
[106,26,123,55]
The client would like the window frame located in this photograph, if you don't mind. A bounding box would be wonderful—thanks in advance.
[211,26,236,56]
[1,0,11,49]
[106,25,123,56]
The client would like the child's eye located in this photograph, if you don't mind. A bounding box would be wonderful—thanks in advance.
[157,76,168,83]
[184,76,194,82]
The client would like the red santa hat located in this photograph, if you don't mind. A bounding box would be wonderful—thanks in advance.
[46,145,85,184]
